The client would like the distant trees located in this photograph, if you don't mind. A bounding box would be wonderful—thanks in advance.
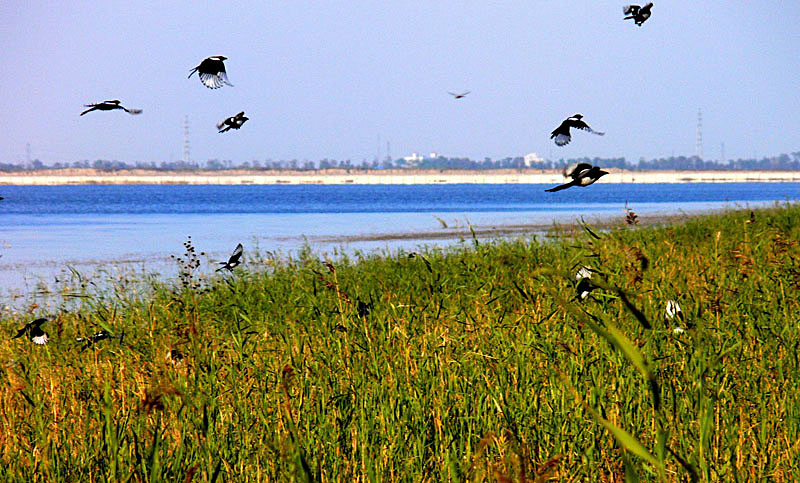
[2,151,800,172]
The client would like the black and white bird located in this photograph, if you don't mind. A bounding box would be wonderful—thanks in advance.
[623,3,653,26]
[76,330,124,351]
[217,243,243,272]
[188,56,233,89]
[546,163,608,192]
[13,317,50,345]
[80,100,142,116]
[550,114,604,146]
[448,91,471,99]
[217,112,249,133]
[575,266,596,301]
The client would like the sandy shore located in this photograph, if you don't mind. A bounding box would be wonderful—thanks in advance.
[1,168,800,186]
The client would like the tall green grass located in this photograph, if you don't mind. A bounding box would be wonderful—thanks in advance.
[2,203,799,481]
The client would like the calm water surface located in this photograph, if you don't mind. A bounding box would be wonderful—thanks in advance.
[1,183,799,303]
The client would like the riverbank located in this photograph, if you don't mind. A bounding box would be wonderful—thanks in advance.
[2,168,800,185]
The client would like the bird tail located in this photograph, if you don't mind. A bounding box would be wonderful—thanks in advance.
[124,108,143,115]
[80,107,95,116]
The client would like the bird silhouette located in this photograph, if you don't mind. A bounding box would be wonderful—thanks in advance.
[80,100,142,116]
[623,3,653,26]
[189,56,233,89]
[546,163,608,192]
[217,112,249,133]
[76,330,124,351]
[217,243,243,272]
[13,317,50,345]
[448,91,471,99]
[550,114,604,146]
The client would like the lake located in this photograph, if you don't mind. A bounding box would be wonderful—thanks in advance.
[1,183,799,304]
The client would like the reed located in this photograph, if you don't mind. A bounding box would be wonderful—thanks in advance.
[1,203,799,481]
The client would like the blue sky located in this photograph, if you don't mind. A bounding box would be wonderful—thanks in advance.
[2,2,799,165]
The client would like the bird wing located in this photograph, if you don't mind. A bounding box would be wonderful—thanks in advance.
[623,5,640,15]
[229,243,244,263]
[218,70,233,87]
[124,107,143,115]
[565,162,593,179]
[12,324,30,339]
[80,106,97,116]
[573,120,605,136]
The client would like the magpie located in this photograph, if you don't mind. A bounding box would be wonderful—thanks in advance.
[665,300,683,321]
[357,299,373,318]
[546,163,608,192]
[550,114,604,146]
[623,3,653,26]
[448,91,470,99]
[217,111,249,133]
[189,56,233,89]
[575,266,596,301]
[13,317,50,345]
[80,100,142,116]
[76,330,124,351]
[217,243,243,271]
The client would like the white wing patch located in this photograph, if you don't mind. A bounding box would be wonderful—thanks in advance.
[32,333,49,345]
[554,133,571,146]
[200,73,223,89]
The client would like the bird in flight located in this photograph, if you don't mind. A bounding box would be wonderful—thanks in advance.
[13,317,50,345]
[550,114,605,146]
[189,56,233,89]
[217,111,249,133]
[546,163,608,192]
[80,100,142,116]
[448,91,471,99]
[217,243,244,271]
[623,3,653,26]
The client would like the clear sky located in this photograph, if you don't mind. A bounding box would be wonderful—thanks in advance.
[2,2,799,165]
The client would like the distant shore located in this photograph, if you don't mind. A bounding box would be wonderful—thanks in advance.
[2,168,800,185]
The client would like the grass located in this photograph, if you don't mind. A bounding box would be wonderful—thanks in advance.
[2,203,800,481]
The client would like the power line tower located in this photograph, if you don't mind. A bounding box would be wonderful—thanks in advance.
[695,108,703,160]
[182,115,191,164]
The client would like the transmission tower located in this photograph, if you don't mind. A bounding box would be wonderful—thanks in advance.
[182,115,191,163]
[695,109,703,160]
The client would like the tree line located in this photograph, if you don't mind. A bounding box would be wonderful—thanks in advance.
[3,152,800,172]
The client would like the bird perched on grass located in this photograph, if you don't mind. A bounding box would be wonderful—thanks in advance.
[623,3,653,26]
[189,56,233,89]
[80,100,142,116]
[448,91,470,99]
[575,266,597,301]
[546,163,608,192]
[550,114,604,146]
[217,112,249,133]
[217,243,243,272]
[13,317,50,345]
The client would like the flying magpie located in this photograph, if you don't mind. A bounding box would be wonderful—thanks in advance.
[13,317,50,345]
[550,114,604,146]
[546,163,608,192]
[448,91,471,99]
[623,3,653,26]
[217,243,243,272]
[217,111,249,133]
[189,56,233,89]
[80,100,142,116]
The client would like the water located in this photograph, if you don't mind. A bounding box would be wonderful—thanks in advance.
[2,183,799,303]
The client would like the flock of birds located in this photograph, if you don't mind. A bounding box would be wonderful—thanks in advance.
[13,4,677,346]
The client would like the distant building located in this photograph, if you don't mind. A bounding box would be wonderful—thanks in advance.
[524,152,544,167]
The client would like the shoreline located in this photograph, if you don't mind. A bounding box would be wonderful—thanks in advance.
[2,168,800,185]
